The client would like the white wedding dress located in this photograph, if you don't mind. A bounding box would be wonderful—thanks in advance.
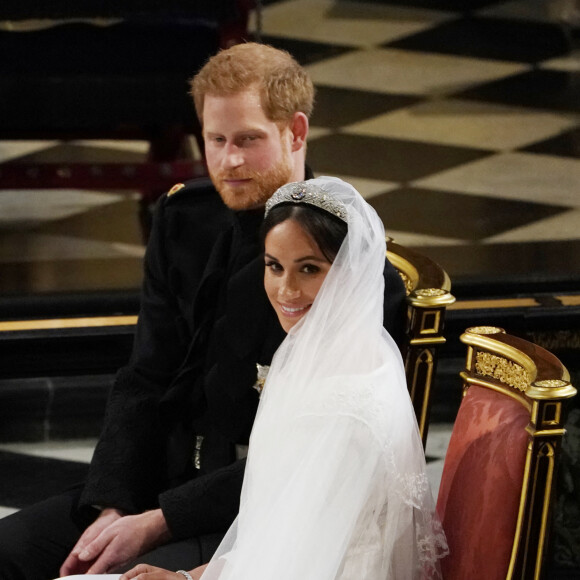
[201,178,447,580]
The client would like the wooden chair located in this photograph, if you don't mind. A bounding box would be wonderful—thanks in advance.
[386,239,455,447]
[436,326,577,580]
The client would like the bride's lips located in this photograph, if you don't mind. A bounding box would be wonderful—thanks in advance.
[278,303,311,318]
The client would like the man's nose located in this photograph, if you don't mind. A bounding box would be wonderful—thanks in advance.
[224,143,244,169]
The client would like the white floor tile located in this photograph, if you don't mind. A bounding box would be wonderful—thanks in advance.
[426,459,446,501]
[318,174,400,199]
[0,506,19,519]
[306,126,334,141]
[0,140,60,163]
[0,439,97,464]
[306,48,530,96]
[426,423,454,459]
[344,99,580,151]
[413,152,580,207]
[541,49,580,71]
[254,0,452,48]
[0,232,145,263]
[387,231,469,247]
[486,208,580,242]
[0,190,128,226]
[110,241,148,258]
[72,140,150,153]
[425,423,453,500]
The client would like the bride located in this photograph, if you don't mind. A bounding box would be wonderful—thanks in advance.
[67,176,447,580]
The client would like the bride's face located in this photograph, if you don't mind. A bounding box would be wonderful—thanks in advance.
[264,218,332,332]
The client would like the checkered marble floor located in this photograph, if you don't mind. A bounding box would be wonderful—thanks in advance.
[257,0,580,290]
[1,0,580,295]
[1,0,580,544]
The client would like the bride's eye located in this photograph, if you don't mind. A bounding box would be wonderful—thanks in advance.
[265,260,283,273]
[301,264,320,274]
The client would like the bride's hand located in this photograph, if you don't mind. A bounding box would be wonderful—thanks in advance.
[120,563,208,580]
[119,564,181,579]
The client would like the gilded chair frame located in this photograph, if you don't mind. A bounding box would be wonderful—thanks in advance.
[386,239,455,447]
[458,326,576,579]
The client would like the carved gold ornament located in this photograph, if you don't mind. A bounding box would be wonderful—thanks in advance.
[415,288,447,297]
[397,271,413,295]
[468,326,504,335]
[534,379,569,388]
[475,351,531,392]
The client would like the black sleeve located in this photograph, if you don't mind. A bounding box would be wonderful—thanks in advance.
[159,459,247,539]
[80,196,206,513]
[80,196,191,513]
[383,257,408,348]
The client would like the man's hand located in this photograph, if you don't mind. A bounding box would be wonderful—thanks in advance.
[60,507,125,576]
[60,508,172,575]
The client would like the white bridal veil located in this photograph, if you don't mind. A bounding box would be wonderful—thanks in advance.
[201,176,448,580]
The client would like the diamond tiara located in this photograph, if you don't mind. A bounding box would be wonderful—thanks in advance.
[264,181,348,223]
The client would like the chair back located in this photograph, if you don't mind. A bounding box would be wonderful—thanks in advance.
[436,326,576,580]
[386,239,455,446]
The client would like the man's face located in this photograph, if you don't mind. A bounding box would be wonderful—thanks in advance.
[202,90,295,210]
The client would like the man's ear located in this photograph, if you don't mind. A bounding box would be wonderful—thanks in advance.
[290,112,309,152]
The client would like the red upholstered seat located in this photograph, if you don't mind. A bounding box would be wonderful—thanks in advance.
[437,385,529,579]
[436,327,576,580]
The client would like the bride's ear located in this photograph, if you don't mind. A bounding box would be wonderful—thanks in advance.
[290,112,309,152]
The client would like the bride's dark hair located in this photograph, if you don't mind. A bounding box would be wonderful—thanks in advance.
[261,203,348,262]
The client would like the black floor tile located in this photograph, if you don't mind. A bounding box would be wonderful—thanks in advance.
[0,257,143,295]
[310,86,421,129]
[50,376,111,440]
[0,379,51,442]
[39,197,144,245]
[520,126,580,159]
[416,239,580,289]
[349,0,499,11]
[454,69,580,113]
[257,34,354,66]
[0,375,111,442]
[307,133,492,181]
[371,186,569,240]
[0,289,139,319]
[0,451,87,508]
[385,17,569,63]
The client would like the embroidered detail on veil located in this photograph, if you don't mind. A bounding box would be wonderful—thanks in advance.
[300,376,388,433]
[416,510,449,577]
